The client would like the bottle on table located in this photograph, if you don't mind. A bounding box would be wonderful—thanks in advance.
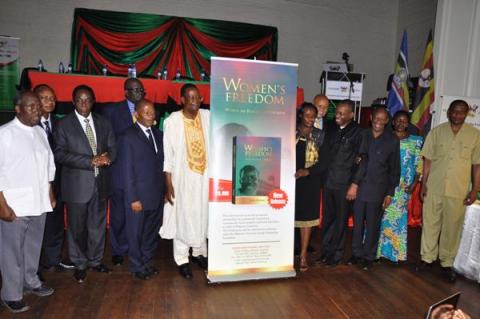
[67,63,73,73]
[58,62,65,74]
[131,64,137,78]
[37,59,44,72]
[162,67,168,80]
[175,69,181,80]
[102,64,108,76]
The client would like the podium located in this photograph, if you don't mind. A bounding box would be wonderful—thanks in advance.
[320,71,366,122]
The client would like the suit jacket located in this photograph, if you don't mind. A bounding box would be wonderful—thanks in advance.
[101,100,135,189]
[53,112,116,203]
[38,115,61,195]
[119,124,164,211]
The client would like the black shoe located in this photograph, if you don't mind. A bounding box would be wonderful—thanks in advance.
[91,263,111,273]
[346,256,362,265]
[415,260,433,272]
[1,299,30,313]
[441,267,457,282]
[326,257,340,267]
[112,255,123,266]
[146,266,159,276]
[74,269,87,283]
[191,255,208,270]
[24,284,54,297]
[133,271,150,280]
[178,263,193,279]
[362,260,373,271]
[315,253,329,265]
[57,261,76,271]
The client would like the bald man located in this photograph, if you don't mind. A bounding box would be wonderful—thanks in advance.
[118,99,164,280]
[0,91,56,313]
[312,94,330,130]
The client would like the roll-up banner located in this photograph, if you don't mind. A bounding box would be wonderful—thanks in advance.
[0,36,20,110]
[208,57,297,282]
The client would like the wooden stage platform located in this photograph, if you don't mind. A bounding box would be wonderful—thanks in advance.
[1,228,479,318]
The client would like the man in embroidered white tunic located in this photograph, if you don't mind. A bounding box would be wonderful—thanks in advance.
[0,92,56,313]
[160,83,209,279]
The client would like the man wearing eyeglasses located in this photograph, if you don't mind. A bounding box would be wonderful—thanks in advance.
[102,78,145,267]
[54,85,116,283]
[33,85,75,278]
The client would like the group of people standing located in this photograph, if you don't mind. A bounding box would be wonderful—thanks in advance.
[1,78,479,314]
[294,95,480,282]
[0,80,209,313]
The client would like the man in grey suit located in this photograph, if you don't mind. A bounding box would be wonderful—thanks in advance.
[54,85,116,283]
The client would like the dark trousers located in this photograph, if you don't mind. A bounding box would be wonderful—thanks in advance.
[352,199,384,261]
[126,204,163,273]
[66,184,106,270]
[321,187,351,262]
[109,188,128,256]
[41,200,65,268]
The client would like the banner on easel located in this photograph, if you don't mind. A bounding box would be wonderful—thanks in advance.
[207,57,297,283]
[0,36,20,110]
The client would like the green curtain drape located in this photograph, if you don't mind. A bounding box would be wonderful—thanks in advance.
[70,8,278,79]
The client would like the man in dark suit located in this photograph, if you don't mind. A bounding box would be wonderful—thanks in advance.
[118,99,164,280]
[53,85,116,283]
[33,84,75,276]
[349,107,400,270]
[101,78,145,266]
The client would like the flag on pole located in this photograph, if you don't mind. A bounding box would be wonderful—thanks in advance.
[411,30,434,133]
[387,30,409,117]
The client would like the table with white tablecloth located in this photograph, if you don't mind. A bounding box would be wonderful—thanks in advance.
[454,203,480,283]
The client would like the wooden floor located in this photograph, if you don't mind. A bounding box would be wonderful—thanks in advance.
[1,228,479,319]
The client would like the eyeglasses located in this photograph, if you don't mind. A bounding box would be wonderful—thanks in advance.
[39,96,56,102]
[126,88,145,93]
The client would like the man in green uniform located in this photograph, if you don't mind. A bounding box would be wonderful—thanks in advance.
[418,99,480,282]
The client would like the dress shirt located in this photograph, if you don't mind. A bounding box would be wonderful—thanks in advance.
[137,122,158,153]
[40,114,52,133]
[421,122,480,199]
[0,117,55,216]
[127,99,135,115]
[75,110,97,142]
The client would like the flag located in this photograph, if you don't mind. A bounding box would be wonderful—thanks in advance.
[411,30,434,132]
[387,30,409,117]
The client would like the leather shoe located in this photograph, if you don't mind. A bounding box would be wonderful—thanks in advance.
[112,255,123,266]
[326,256,340,267]
[91,263,111,273]
[74,269,87,283]
[178,263,193,279]
[346,256,362,265]
[57,261,76,271]
[191,255,208,270]
[362,259,373,271]
[441,267,457,282]
[146,266,159,276]
[133,271,150,280]
[415,260,433,272]
[315,253,330,265]
[1,299,30,313]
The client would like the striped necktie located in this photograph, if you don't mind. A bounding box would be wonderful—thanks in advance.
[84,118,99,176]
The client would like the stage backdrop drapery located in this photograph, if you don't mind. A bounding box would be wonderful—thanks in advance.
[71,8,278,80]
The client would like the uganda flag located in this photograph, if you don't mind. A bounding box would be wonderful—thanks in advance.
[387,30,409,117]
[411,30,434,133]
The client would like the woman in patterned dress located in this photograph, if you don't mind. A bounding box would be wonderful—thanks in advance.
[377,111,423,262]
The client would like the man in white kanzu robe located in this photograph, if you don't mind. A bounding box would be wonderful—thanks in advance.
[160,84,209,279]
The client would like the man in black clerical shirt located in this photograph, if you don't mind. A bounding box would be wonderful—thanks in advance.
[317,99,364,266]
[349,107,400,270]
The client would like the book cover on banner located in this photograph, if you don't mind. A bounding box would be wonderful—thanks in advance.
[232,136,281,205]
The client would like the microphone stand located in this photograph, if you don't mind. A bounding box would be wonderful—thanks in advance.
[342,52,354,99]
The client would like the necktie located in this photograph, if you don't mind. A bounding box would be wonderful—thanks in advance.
[84,119,99,176]
[44,121,53,146]
[146,128,157,153]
